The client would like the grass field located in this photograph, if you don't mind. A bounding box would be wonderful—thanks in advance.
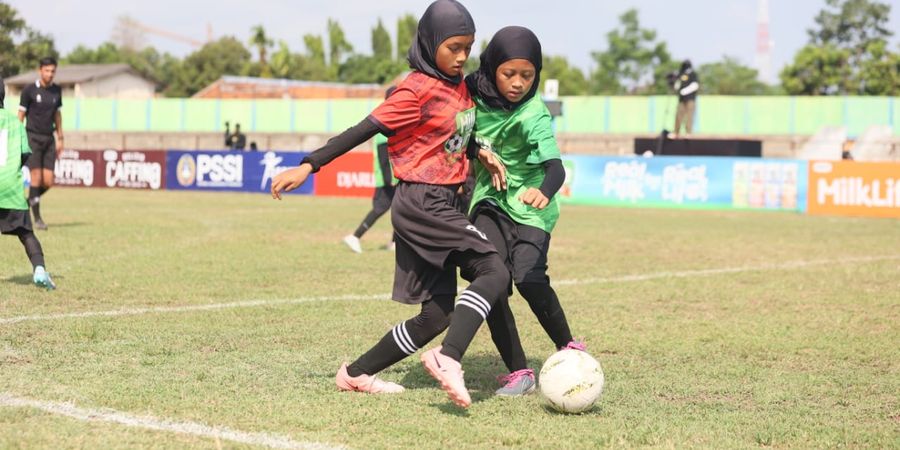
[1,188,898,449]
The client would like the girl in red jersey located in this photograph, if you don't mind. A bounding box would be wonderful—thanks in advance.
[271,0,508,408]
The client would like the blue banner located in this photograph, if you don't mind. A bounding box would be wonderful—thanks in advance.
[560,155,807,212]
[165,150,313,195]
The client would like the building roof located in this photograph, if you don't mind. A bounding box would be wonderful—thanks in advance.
[4,64,147,86]
[193,75,387,99]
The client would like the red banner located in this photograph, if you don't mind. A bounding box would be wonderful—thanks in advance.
[313,151,375,198]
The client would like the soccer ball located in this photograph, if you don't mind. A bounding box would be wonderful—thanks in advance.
[539,349,604,413]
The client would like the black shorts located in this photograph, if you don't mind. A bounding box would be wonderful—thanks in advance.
[469,201,551,285]
[372,185,395,214]
[0,209,32,235]
[26,134,56,170]
[390,182,497,304]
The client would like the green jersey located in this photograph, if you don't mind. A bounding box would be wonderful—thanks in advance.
[469,95,561,232]
[0,109,31,210]
[372,133,397,188]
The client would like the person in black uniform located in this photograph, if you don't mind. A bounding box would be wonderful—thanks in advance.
[18,57,64,230]
[224,122,247,150]
[672,59,699,138]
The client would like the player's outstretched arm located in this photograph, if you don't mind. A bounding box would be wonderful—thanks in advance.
[271,163,313,200]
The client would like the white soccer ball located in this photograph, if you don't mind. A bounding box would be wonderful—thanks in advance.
[539,349,604,413]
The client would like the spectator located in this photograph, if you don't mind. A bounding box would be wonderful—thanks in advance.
[672,59,699,138]
[224,122,247,150]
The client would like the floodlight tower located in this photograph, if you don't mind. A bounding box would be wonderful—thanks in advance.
[755,0,773,84]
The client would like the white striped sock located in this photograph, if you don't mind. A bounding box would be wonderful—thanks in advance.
[391,323,417,355]
[456,290,491,320]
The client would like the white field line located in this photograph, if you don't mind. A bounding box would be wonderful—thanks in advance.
[0,393,345,450]
[2,255,898,326]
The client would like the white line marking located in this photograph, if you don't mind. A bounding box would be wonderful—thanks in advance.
[554,254,900,286]
[2,255,897,326]
[0,393,345,450]
[0,294,390,325]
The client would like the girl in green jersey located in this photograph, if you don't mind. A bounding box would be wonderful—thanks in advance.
[465,26,583,396]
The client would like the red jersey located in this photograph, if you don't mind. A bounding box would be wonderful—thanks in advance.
[369,72,475,185]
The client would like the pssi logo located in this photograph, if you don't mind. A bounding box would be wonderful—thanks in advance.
[196,154,243,187]
[176,154,197,187]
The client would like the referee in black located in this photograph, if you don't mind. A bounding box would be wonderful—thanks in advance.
[18,57,64,230]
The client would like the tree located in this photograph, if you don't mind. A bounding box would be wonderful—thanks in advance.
[590,9,672,94]
[327,19,353,68]
[300,34,333,80]
[855,40,900,95]
[0,3,58,78]
[697,57,772,95]
[372,19,392,61]
[0,2,26,77]
[786,0,897,94]
[249,25,273,78]
[396,14,418,61]
[338,55,406,84]
[780,44,852,95]
[541,56,589,95]
[166,37,251,97]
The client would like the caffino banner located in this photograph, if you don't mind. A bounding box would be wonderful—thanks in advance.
[559,155,808,212]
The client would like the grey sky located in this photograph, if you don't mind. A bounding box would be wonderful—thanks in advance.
[9,0,900,84]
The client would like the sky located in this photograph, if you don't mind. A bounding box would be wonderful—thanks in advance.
[9,0,900,84]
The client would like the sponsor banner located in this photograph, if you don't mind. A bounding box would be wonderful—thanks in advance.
[560,155,807,212]
[166,150,314,195]
[102,150,166,190]
[807,160,900,218]
[243,151,313,195]
[54,149,102,187]
[313,151,375,198]
[166,150,247,192]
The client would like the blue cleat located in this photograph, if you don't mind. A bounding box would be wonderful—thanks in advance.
[33,266,56,290]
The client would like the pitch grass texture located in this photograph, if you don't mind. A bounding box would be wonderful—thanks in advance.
[1,188,898,449]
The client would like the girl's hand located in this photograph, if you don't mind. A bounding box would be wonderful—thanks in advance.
[271,163,313,200]
[477,149,507,191]
[519,188,550,209]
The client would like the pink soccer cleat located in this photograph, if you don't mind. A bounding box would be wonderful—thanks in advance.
[420,346,471,408]
[335,363,405,394]
[562,339,587,351]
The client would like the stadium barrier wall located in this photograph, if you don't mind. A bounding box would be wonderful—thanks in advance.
[62,96,900,137]
[56,150,900,218]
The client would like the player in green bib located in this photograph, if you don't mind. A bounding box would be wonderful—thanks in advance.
[343,87,399,253]
[465,26,583,396]
[0,107,56,289]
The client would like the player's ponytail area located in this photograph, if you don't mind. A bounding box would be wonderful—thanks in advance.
[1,188,897,448]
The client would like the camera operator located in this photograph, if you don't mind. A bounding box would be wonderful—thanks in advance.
[671,60,699,138]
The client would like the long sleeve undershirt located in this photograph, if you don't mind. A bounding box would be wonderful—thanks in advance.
[301,118,381,172]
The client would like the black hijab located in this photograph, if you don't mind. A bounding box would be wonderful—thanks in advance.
[407,0,476,84]
[466,26,542,111]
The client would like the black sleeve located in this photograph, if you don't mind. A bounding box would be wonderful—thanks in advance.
[21,153,30,168]
[301,118,381,173]
[376,142,392,186]
[538,158,565,199]
[465,137,480,160]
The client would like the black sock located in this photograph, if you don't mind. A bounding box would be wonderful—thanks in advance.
[486,297,528,372]
[18,232,45,269]
[348,296,453,376]
[517,282,573,349]
[441,252,509,361]
[31,202,42,222]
